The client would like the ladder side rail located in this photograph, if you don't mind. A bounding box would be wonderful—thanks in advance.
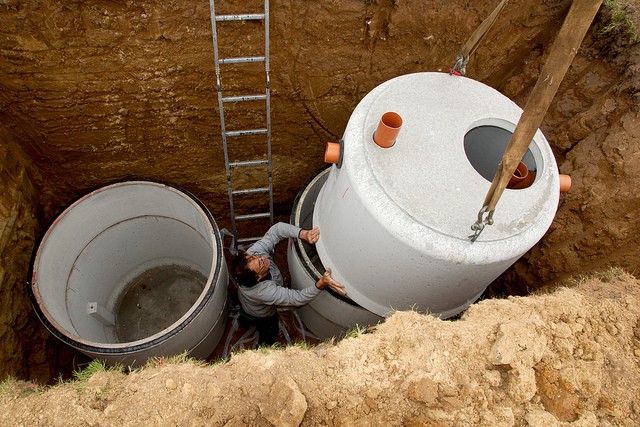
[209,0,238,236]
[264,0,274,224]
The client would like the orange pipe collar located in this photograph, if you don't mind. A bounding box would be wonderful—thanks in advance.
[324,142,341,164]
[559,174,572,193]
[374,112,403,148]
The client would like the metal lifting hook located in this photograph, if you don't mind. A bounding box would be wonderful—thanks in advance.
[469,206,494,242]
[450,54,468,76]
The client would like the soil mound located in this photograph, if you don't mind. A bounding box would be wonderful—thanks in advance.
[2,270,639,426]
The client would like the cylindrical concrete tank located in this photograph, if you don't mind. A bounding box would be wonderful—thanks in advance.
[289,72,560,336]
[29,180,228,366]
[288,168,384,339]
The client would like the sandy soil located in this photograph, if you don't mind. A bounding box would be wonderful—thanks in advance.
[2,2,640,424]
[2,270,639,426]
[3,0,640,384]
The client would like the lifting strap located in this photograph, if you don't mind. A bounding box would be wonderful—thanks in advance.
[470,0,604,242]
[451,0,509,75]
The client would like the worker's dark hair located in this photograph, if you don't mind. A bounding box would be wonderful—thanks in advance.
[231,250,259,287]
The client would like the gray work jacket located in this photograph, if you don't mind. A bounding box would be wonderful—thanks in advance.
[237,222,321,318]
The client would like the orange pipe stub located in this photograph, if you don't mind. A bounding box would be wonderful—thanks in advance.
[324,142,341,164]
[507,162,536,190]
[507,162,529,189]
[559,174,572,193]
[374,112,403,148]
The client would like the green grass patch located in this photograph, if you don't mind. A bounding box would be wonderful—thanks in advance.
[1,376,42,397]
[565,266,627,287]
[601,0,640,43]
[343,324,368,339]
[0,376,16,397]
[592,265,626,282]
[73,359,107,383]
[145,351,207,368]
[290,340,313,350]
[70,359,128,392]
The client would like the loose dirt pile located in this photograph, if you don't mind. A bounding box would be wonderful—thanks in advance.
[2,270,639,426]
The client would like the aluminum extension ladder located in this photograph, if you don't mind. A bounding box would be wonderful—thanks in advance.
[208,0,274,246]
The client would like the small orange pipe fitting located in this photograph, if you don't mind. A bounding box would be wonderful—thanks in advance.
[324,142,341,164]
[559,174,572,193]
[374,112,403,148]
[507,162,529,189]
[507,162,536,190]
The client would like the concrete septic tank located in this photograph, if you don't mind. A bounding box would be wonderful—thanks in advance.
[288,168,384,340]
[288,72,560,338]
[29,180,228,366]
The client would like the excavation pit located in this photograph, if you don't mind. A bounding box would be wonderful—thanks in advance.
[0,0,637,386]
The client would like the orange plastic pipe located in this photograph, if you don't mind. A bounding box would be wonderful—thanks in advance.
[324,142,341,164]
[507,162,529,189]
[559,174,572,193]
[374,112,403,148]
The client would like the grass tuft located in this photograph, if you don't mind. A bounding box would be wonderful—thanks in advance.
[73,359,106,383]
[0,376,16,397]
[601,0,640,43]
[290,340,313,350]
[343,324,368,339]
[564,266,627,287]
[256,342,285,353]
[592,265,626,282]
[0,376,41,398]
[145,351,206,368]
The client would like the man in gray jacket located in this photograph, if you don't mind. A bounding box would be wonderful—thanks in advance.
[230,222,345,345]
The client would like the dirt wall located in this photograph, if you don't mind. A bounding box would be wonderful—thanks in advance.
[1,0,640,381]
[0,128,55,381]
[0,0,581,220]
[2,0,638,279]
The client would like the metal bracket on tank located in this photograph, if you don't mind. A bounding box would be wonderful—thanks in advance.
[469,206,494,242]
[336,139,344,169]
[87,302,115,326]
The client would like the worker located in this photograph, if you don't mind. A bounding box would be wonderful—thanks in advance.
[230,222,346,345]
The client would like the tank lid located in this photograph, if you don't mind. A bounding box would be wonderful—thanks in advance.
[349,72,558,240]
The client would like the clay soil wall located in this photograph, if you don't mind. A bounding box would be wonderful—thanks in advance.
[1,0,639,381]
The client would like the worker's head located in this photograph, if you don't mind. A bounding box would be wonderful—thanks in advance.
[231,250,270,287]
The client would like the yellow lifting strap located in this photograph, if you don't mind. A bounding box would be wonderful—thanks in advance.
[470,0,604,242]
[451,0,509,75]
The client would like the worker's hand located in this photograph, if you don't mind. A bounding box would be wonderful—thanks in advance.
[300,226,320,245]
[315,268,347,296]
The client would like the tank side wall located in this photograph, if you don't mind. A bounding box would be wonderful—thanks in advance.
[314,74,559,317]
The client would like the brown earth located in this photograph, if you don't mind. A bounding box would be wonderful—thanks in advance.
[1,0,640,424]
[2,271,640,426]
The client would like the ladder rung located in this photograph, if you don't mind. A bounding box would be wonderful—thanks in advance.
[225,128,267,137]
[229,160,268,168]
[232,187,269,195]
[216,14,265,22]
[222,94,267,103]
[235,213,271,221]
[220,56,265,64]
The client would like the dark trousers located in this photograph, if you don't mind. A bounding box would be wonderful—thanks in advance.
[239,311,280,346]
